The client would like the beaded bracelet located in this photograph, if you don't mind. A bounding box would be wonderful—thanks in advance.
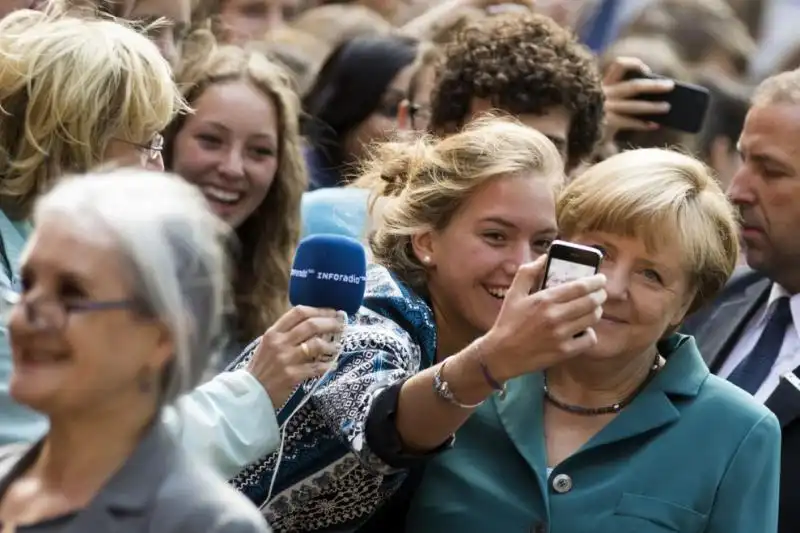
[475,341,507,398]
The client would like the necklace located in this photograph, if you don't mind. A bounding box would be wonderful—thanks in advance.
[543,354,663,416]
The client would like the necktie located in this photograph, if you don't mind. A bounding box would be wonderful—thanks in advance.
[728,297,793,395]
[582,0,620,53]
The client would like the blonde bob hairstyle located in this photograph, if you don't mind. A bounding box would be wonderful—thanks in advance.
[164,43,306,344]
[558,148,740,315]
[360,116,564,293]
[0,8,184,220]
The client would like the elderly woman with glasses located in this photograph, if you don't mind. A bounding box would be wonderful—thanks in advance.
[0,7,182,446]
[0,170,269,532]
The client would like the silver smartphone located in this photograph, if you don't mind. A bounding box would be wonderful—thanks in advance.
[541,240,603,290]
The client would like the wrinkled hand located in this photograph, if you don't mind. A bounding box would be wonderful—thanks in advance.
[246,306,346,407]
[481,256,606,383]
[603,57,675,140]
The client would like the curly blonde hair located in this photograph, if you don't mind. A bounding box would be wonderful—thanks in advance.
[358,115,564,293]
[0,8,184,219]
[164,41,306,342]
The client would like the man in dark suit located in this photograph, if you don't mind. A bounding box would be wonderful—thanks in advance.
[683,68,800,533]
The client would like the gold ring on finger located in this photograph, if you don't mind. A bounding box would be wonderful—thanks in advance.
[300,341,311,359]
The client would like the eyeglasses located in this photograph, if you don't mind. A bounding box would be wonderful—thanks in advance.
[116,133,165,163]
[0,289,140,332]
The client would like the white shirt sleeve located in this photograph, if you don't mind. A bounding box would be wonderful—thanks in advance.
[163,369,280,479]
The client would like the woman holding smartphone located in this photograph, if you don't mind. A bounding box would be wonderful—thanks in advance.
[227,116,606,532]
[404,148,779,532]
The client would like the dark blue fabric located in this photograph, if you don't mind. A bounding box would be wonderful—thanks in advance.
[304,145,342,191]
[728,298,792,394]
[225,264,439,532]
[581,0,620,52]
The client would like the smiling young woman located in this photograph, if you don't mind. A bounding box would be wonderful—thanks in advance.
[222,116,610,532]
[163,42,306,366]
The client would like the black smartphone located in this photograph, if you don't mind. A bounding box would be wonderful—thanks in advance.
[622,70,710,134]
[541,240,604,291]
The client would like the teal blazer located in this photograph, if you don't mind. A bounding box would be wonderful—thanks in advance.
[406,334,781,533]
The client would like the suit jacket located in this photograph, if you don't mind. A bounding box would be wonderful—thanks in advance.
[682,267,800,533]
[0,420,271,533]
[405,334,780,533]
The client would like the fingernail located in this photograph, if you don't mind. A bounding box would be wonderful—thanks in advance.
[336,310,347,327]
[659,102,671,111]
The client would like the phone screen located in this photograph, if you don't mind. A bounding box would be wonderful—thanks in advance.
[544,258,597,289]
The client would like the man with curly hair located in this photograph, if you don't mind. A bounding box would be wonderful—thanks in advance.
[428,12,605,172]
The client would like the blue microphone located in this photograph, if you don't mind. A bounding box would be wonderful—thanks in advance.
[289,234,367,315]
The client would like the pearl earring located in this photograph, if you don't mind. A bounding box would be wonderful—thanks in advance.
[423,255,431,264]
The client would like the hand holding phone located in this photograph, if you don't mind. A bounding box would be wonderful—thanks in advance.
[619,69,710,133]
[478,251,606,382]
[602,57,674,136]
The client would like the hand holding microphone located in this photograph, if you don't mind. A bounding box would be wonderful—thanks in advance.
[246,306,346,408]
[245,234,367,408]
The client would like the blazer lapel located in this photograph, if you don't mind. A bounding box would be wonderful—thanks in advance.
[697,280,770,372]
[580,337,705,454]
[63,421,176,533]
[493,372,548,490]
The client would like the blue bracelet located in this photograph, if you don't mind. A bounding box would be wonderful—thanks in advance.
[478,354,506,398]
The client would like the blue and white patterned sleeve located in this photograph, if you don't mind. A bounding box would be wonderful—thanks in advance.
[308,309,424,475]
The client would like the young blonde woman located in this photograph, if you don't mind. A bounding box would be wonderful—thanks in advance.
[164,42,309,369]
[160,42,340,480]
[228,117,606,532]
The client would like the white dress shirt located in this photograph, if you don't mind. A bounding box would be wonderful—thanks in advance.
[163,369,280,479]
[718,284,800,403]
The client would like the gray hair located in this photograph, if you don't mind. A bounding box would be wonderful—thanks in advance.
[753,68,800,106]
[33,169,232,406]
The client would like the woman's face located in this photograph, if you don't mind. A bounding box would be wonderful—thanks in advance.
[8,215,169,416]
[419,175,559,340]
[343,64,414,162]
[569,231,696,360]
[172,80,279,229]
[219,0,295,43]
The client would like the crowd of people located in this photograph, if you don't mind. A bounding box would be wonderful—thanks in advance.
[0,0,798,532]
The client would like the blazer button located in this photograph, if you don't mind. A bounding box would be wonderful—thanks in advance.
[552,473,573,494]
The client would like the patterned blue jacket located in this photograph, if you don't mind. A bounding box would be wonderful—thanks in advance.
[228,264,438,532]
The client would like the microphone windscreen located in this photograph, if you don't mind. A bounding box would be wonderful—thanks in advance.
[289,234,367,315]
